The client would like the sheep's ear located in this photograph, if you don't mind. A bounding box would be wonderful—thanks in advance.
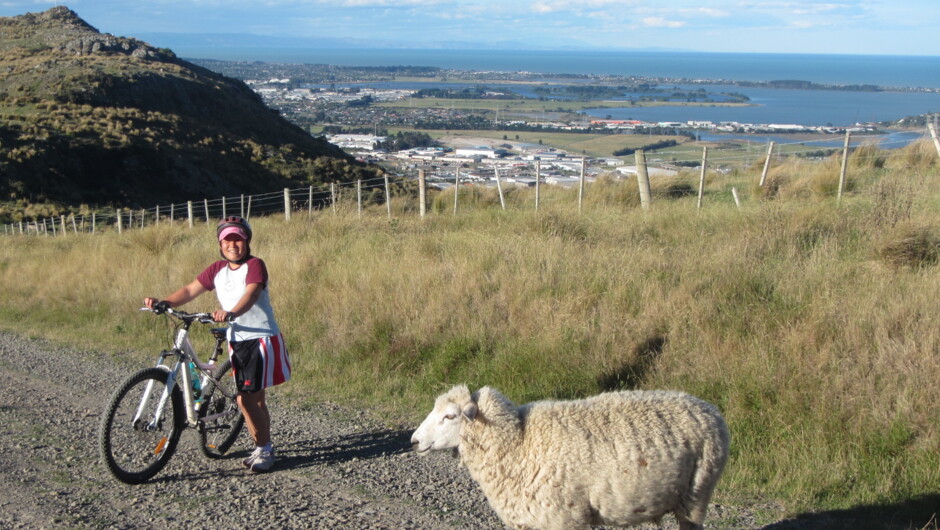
[462,401,478,422]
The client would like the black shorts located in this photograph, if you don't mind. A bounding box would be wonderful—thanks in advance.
[229,338,264,393]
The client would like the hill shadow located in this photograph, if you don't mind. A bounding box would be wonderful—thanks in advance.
[761,495,939,530]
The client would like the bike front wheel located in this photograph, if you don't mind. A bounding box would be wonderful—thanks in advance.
[198,359,246,459]
[99,367,184,484]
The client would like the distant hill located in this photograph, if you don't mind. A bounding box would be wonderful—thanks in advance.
[0,6,376,217]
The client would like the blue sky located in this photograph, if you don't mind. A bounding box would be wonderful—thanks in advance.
[2,0,938,56]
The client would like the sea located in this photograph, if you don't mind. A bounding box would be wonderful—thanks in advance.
[190,48,940,144]
[195,49,940,89]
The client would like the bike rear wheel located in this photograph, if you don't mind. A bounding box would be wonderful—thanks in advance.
[198,359,246,459]
[99,367,184,484]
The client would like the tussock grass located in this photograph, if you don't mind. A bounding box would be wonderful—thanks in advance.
[1,141,939,524]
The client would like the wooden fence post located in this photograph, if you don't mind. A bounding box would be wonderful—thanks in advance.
[838,131,851,202]
[928,121,940,160]
[240,194,245,218]
[759,141,775,186]
[246,196,252,219]
[308,185,313,219]
[453,168,460,216]
[117,211,123,234]
[139,209,144,229]
[284,188,291,221]
[384,173,391,219]
[187,201,194,228]
[697,146,708,209]
[578,157,586,214]
[204,199,209,223]
[357,180,362,218]
[418,169,427,218]
[92,213,96,234]
[155,205,160,223]
[221,196,227,219]
[331,182,337,215]
[535,160,541,212]
[169,204,174,222]
[71,215,78,234]
[60,215,66,236]
[494,166,506,210]
[731,187,741,208]
[635,150,652,210]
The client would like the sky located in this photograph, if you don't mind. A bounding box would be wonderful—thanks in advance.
[1,0,939,57]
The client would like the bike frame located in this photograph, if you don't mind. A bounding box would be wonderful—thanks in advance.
[133,309,232,430]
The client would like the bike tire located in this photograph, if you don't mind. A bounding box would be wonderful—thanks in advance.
[198,359,246,459]
[98,366,184,484]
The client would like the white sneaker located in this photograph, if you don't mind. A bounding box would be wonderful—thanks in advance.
[242,446,263,468]
[250,449,275,472]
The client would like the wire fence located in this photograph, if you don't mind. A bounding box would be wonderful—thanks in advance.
[4,127,939,237]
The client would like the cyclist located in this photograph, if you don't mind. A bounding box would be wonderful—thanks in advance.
[144,216,291,472]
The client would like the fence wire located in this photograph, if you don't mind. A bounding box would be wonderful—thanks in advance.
[4,129,938,237]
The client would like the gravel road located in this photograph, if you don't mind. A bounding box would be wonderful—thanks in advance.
[0,331,794,529]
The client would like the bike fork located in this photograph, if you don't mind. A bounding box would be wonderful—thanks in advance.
[133,365,178,431]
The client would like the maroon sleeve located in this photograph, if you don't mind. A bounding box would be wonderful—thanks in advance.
[245,257,268,287]
[196,260,228,291]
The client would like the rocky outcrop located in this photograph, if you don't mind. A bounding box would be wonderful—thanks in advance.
[60,34,168,59]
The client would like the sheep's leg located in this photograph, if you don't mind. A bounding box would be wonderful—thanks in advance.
[675,505,704,530]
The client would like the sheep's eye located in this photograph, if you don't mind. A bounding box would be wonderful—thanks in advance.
[443,413,457,420]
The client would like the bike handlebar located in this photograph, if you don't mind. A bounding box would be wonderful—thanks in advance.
[141,304,217,324]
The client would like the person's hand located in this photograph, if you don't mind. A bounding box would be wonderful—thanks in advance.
[212,309,234,323]
[143,297,159,309]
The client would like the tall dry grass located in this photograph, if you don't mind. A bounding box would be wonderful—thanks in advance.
[0,138,938,522]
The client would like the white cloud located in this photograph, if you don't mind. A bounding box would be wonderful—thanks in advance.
[318,0,442,5]
[529,0,638,13]
[642,16,685,28]
[690,7,730,17]
[532,2,556,14]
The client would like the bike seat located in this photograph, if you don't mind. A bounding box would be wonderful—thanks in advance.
[209,327,228,340]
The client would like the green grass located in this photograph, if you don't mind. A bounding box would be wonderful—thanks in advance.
[1,140,939,525]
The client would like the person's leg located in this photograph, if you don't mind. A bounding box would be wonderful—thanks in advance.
[237,389,270,448]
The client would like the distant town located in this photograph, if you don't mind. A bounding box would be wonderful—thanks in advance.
[192,60,928,187]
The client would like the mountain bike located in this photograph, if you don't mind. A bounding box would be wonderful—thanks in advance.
[98,304,246,484]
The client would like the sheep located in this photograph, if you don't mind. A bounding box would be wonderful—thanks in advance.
[411,385,730,530]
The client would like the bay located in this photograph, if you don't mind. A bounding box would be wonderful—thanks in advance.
[307,79,940,128]
[214,48,940,147]
[583,84,940,127]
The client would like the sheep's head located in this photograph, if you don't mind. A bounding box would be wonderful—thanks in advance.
[411,385,477,455]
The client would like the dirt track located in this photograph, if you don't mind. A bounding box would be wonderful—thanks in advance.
[0,331,807,529]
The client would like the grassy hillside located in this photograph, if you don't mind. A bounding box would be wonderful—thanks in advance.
[1,140,939,525]
[0,7,377,220]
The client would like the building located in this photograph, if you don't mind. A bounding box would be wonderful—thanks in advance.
[616,166,679,178]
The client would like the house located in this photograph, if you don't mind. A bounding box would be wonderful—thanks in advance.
[616,165,679,178]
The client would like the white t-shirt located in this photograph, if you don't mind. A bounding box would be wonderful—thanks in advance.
[197,257,280,342]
